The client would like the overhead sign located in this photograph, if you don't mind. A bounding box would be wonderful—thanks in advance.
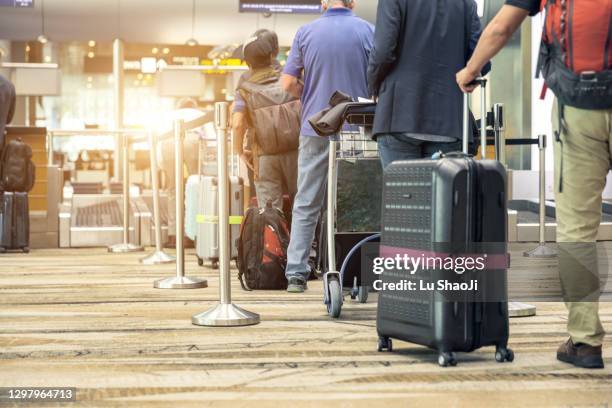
[239,0,321,14]
[0,0,34,7]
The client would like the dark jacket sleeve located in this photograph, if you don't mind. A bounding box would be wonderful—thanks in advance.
[367,0,403,98]
[7,81,16,125]
[468,0,492,75]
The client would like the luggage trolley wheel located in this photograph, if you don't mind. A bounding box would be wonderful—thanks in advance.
[438,352,458,367]
[327,278,342,318]
[495,346,514,363]
[377,336,393,352]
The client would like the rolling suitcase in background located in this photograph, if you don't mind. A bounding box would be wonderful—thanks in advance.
[194,125,244,268]
[185,175,200,241]
[0,192,30,253]
[376,83,513,367]
[195,175,243,267]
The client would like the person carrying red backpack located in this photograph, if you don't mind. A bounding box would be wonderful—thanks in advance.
[457,0,611,369]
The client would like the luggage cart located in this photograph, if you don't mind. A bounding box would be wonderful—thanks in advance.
[320,103,381,318]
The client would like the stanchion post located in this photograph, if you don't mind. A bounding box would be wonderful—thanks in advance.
[493,104,506,165]
[192,102,260,327]
[524,134,557,258]
[505,133,539,317]
[154,119,208,289]
[108,132,144,253]
[141,131,175,265]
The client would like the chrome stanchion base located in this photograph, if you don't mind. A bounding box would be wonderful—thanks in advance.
[523,244,558,258]
[509,301,537,317]
[108,243,145,253]
[154,276,208,289]
[192,303,260,327]
[140,251,175,265]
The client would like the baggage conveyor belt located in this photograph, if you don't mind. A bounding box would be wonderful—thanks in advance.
[508,199,612,242]
[59,193,169,248]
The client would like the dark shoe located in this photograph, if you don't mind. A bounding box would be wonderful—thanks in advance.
[557,338,604,369]
[287,277,307,293]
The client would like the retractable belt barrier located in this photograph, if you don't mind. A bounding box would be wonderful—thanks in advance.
[505,135,558,259]
[153,119,208,289]
[141,131,175,265]
[108,132,145,254]
[192,102,260,327]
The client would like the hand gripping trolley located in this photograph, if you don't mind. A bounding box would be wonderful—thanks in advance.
[319,103,382,318]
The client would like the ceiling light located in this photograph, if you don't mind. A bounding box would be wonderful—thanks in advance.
[162,47,170,55]
[137,73,144,80]
[39,0,48,44]
[186,0,198,47]
[44,55,51,62]
[87,76,93,82]
[88,40,96,47]
[25,45,31,52]
[87,51,95,59]
[152,47,159,55]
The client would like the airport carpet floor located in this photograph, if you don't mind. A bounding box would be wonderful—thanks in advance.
[1,244,611,408]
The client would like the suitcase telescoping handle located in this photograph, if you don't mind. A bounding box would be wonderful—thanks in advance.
[462,78,488,156]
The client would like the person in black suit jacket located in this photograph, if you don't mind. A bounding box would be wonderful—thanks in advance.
[367,0,490,168]
[0,74,16,149]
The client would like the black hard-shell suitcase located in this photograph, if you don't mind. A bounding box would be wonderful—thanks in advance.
[376,83,513,366]
[0,192,30,253]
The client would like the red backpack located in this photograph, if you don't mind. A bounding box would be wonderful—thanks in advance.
[237,202,290,290]
[538,0,612,109]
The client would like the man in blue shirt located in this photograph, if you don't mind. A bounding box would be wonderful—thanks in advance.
[281,0,374,293]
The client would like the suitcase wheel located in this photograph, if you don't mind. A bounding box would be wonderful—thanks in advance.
[197,257,204,266]
[438,352,458,367]
[211,260,219,269]
[377,336,392,352]
[357,286,369,304]
[22,247,29,254]
[495,347,514,363]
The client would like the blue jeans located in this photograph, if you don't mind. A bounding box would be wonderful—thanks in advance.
[377,133,463,169]
[286,135,329,281]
